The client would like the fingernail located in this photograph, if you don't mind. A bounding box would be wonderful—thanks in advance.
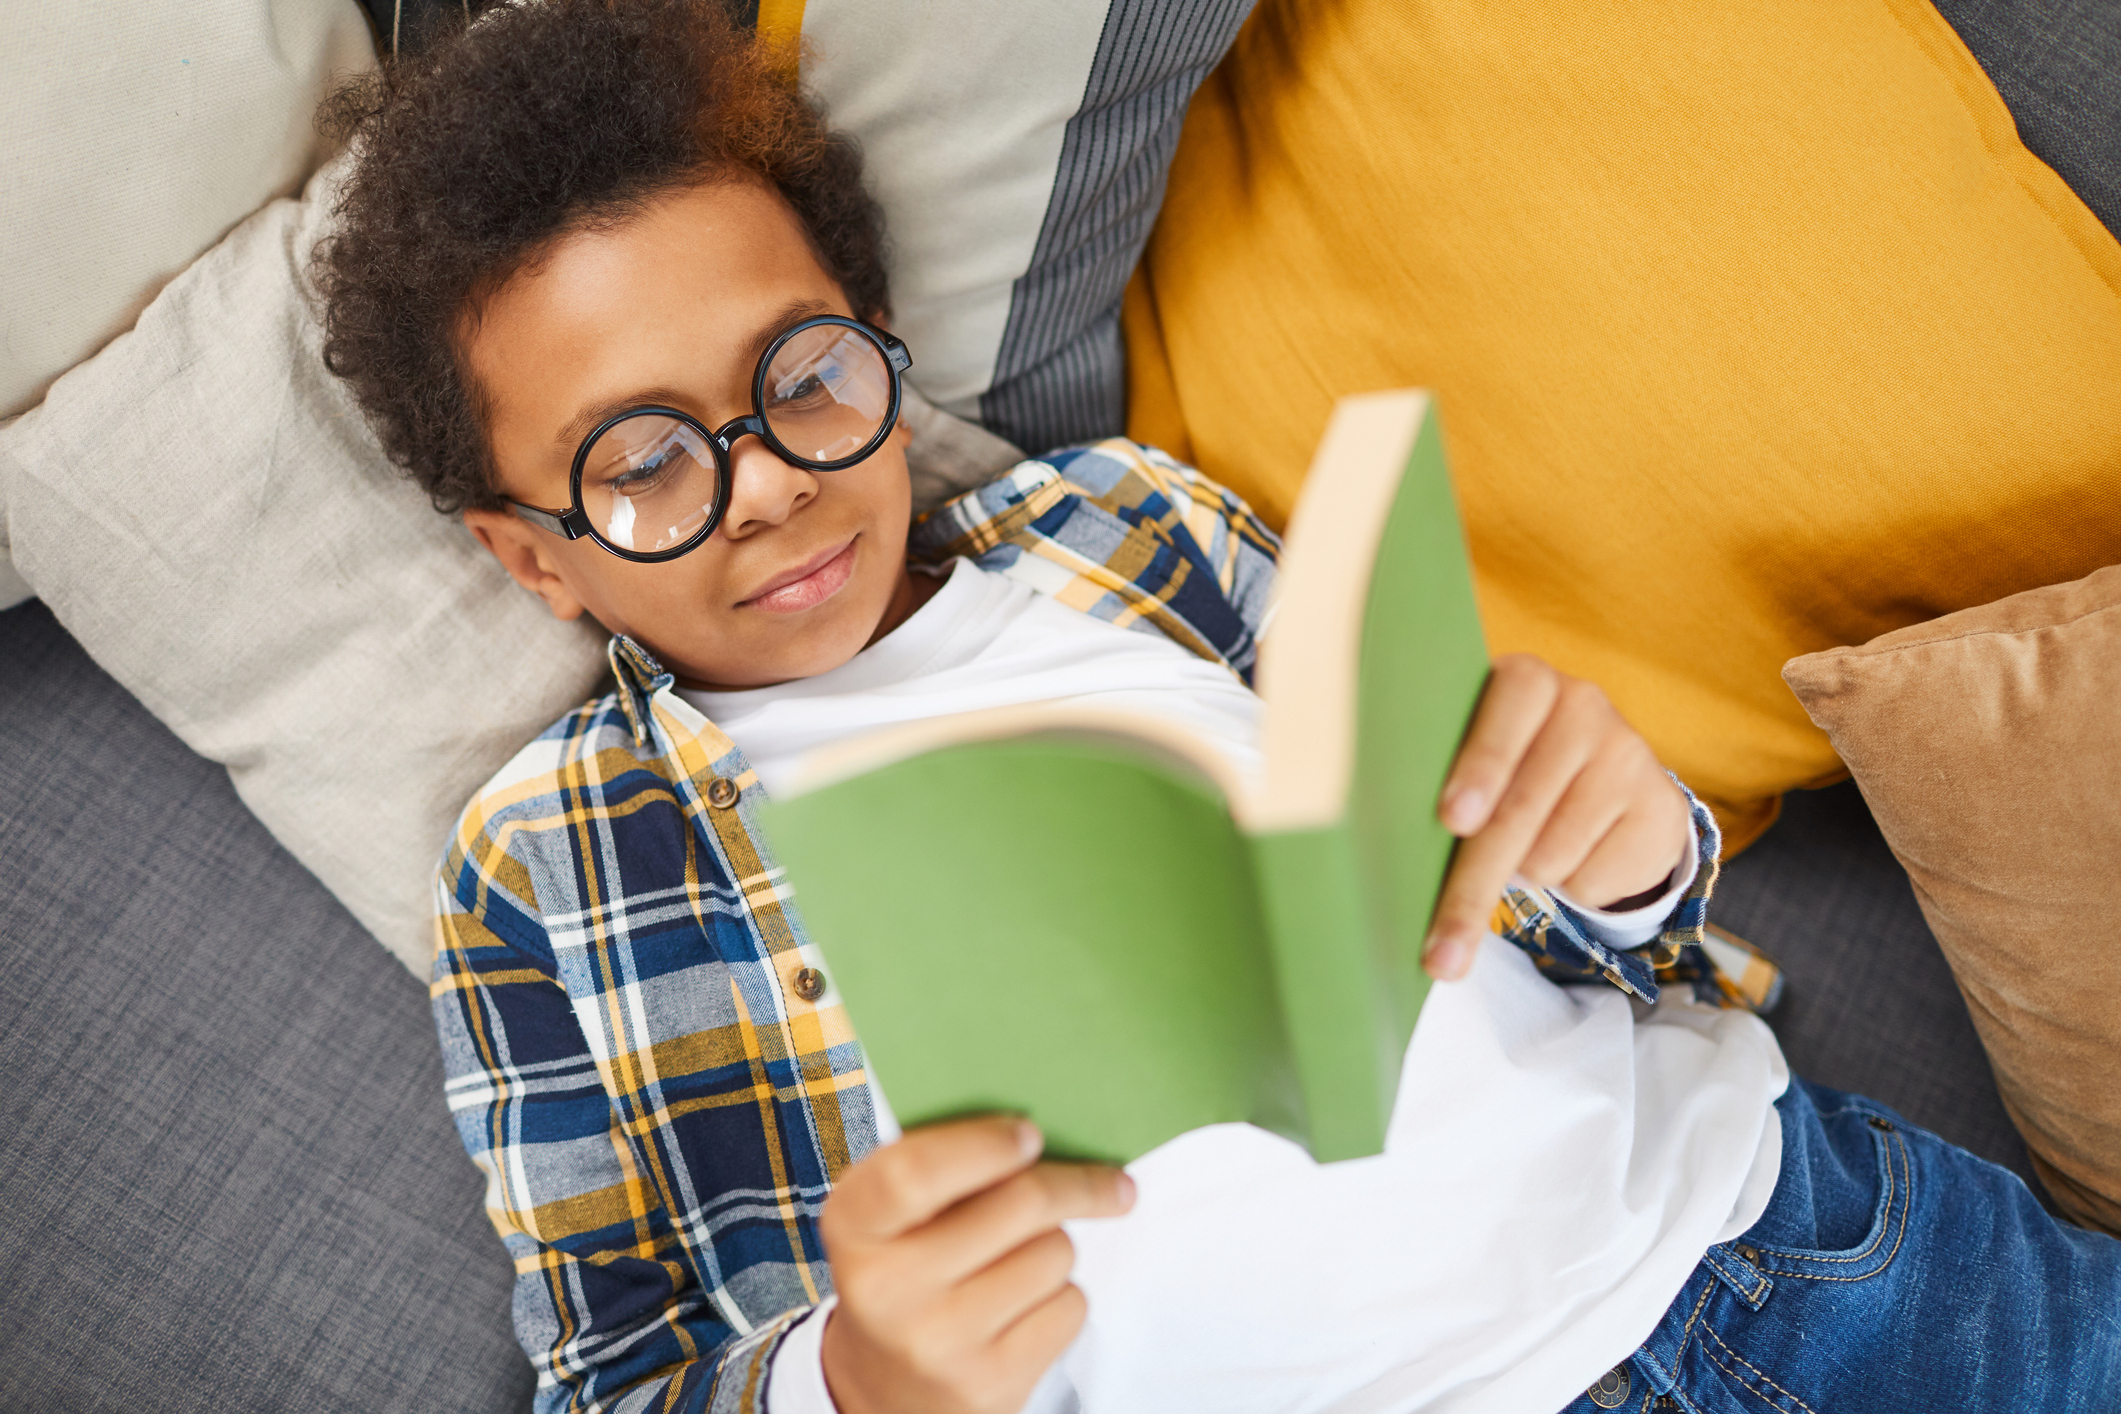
[1115,1173,1137,1207]
[1015,1119,1043,1160]
[1425,933,1468,980]
[1441,786,1485,833]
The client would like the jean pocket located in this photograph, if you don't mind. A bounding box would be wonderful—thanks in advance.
[1748,1109,1913,1284]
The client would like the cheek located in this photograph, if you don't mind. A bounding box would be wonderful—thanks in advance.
[559,548,724,641]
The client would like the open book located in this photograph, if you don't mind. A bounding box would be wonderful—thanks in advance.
[763,392,1489,1163]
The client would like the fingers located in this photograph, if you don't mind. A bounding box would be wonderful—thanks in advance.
[1558,789,1690,907]
[1428,663,1600,975]
[1427,656,1690,981]
[817,1136,1126,1414]
[988,1282,1089,1383]
[824,1115,1042,1248]
[904,1161,1133,1291]
[942,1228,1078,1343]
[1438,655,1559,835]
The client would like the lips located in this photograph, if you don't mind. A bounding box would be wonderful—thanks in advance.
[739,537,859,613]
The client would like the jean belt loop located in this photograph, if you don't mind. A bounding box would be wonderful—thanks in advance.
[1700,1240,1774,1311]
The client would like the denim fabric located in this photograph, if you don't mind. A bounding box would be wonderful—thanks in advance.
[1559,1078,2121,1413]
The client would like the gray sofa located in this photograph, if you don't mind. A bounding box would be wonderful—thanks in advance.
[3,0,2114,1408]
[0,579,2042,1414]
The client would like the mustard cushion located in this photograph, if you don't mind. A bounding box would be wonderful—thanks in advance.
[1125,0,2121,847]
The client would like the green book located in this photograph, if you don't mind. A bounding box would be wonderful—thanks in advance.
[763,391,1490,1164]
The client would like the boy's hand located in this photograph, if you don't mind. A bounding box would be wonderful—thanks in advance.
[818,1115,1135,1414]
[1425,654,1691,982]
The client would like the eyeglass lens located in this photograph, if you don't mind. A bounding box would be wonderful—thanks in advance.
[577,323,894,555]
[579,415,721,556]
[763,322,893,463]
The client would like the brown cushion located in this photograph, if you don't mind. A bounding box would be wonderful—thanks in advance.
[1783,566,2121,1233]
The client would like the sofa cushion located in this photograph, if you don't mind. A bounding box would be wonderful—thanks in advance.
[0,0,374,423]
[0,157,1024,975]
[0,600,529,1412]
[1123,0,2121,850]
[1711,782,2036,1193]
[0,165,614,974]
[1783,566,2121,1234]
[0,0,1244,971]
[792,0,1257,449]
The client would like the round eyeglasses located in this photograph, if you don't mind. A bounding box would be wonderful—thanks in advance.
[505,315,913,562]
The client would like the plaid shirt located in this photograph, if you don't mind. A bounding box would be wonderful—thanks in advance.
[431,439,1728,1414]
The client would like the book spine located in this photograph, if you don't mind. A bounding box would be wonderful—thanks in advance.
[1250,823,1405,1162]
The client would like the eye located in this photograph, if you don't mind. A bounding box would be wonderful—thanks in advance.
[604,446,680,497]
[768,366,836,412]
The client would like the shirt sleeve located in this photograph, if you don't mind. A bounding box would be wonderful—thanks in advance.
[767,1298,841,1414]
[432,885,810,1414]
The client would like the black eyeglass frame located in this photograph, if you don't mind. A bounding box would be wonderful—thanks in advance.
[505,315,913,564]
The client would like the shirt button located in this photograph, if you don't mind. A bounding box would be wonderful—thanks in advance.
[792,966,826,1002]
[706,776,740,809]
[1586,1364,1631,1408]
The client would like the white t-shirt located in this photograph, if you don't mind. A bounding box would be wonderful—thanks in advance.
[682,558,1788,1414]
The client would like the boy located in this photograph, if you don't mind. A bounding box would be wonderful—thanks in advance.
[316,5,2118,1413]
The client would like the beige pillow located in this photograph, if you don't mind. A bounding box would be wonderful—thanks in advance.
[0,0,374,422]
[0,158,1020,975]
[1784,566,2121,1234]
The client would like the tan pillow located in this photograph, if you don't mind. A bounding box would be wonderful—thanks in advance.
[1784,567,2121,1234]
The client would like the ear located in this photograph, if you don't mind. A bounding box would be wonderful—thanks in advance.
[462,507,590,621]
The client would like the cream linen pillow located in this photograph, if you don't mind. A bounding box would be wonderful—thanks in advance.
[0,0,375,611]
[1783,567,2121,1235]
[0,0,374,421]
[0,158,1021,974]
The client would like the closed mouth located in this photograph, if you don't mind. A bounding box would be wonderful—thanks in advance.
[738,536,859,613]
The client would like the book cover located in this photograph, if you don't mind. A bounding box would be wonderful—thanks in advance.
[764,391,1488,1163]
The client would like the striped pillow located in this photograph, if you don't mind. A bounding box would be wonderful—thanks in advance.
[789,0,1256,452]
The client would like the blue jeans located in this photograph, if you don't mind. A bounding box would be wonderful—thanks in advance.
[1559,1078,2121,1413]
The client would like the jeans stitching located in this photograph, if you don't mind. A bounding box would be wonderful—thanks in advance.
[1633,1276,1717,1401]
[1699,1317,1818,1414]
[1678,1278,1715,1338]
[1754,1129,1908,1274]
[1701,1248,1769,1304]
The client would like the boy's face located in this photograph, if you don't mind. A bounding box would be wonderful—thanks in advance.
[460,180,920,689]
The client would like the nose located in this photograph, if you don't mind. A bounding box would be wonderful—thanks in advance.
[716,424,817,539]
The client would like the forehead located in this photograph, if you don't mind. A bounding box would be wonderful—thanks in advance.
[466,181,845,438]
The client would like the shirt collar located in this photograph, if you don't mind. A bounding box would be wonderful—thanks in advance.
[606,634,673,746]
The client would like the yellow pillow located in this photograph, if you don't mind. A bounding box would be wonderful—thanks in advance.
[1125,0,2121,848]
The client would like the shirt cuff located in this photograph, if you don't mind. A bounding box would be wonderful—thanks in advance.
[1549,815,1701,951]
[767,1297,840,1414]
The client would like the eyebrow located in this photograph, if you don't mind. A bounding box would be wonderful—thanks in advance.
[553,297,839,454]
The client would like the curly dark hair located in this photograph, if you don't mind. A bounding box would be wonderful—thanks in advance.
[314,0,889,514]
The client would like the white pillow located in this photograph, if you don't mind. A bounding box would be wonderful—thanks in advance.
[0,158,1021,973]
[0,0,1241,971]
[0,0,375,612]
[1,0,374,421]
[2,162,607,972]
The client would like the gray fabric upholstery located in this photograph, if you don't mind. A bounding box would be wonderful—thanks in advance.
[1714,781,2043,1198]
[0,601,529,1413]
[1932,0,2121,242]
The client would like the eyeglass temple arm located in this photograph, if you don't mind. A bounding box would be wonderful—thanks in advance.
[507,500,593,540]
